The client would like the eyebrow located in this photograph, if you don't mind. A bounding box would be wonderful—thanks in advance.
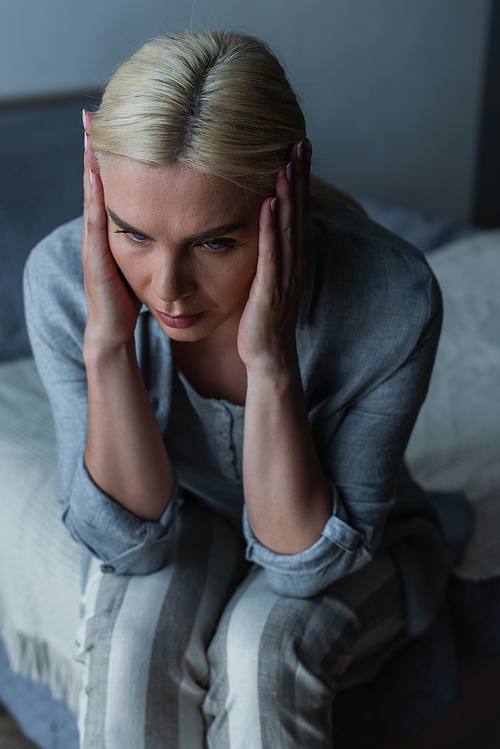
[106,208,250,243]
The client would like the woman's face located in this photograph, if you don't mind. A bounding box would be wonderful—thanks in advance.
[99,156,263,344]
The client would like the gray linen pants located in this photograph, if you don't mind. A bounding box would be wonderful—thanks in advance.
[76,503,405,749]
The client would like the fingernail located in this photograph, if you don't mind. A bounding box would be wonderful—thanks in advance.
[89,169,93,187]
[84,131,88,153]
[270,197,276,214]
[297,141,303,161]
[307,143,313,162]
[286,162,293,182]
[82,109,87,130]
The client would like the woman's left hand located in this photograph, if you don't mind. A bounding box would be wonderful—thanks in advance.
[237,140,312,376]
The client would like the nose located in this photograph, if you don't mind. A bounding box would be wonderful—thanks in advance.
[151,249,196,304]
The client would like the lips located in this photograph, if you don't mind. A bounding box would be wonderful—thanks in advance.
[154,308,205,329]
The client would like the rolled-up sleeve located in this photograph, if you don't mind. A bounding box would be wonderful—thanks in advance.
[243,483,380,597]
[243,252,442,598]
[23,220,182,575]
[64,460,183,574]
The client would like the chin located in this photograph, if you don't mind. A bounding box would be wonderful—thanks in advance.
[164,327,209,342]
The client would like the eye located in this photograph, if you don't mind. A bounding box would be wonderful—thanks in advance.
[128,232,147,243]
[201,239,235,253]
[114,230,148,243]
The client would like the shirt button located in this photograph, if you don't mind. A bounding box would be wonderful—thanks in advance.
[101,564,116,573]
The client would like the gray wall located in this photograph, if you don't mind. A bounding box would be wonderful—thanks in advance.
[0,0,493,221]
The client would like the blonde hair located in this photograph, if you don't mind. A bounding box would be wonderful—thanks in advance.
[92,28,365,213]
[92,30,304,193]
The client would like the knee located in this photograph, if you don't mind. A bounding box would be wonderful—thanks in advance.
[208,571,312,689]
[208,568,357,692]
[205,573,339,744]
[77,565,179,668]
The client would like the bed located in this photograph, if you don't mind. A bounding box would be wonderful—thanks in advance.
[1,96,499,749]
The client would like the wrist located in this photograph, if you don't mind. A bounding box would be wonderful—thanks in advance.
[245,344,300,381]
[83,333,137,370]
[245,360,301,399]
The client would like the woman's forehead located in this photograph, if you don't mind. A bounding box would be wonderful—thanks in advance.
[99,156,262,236]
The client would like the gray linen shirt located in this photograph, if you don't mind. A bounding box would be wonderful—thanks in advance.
[23,204,472,635]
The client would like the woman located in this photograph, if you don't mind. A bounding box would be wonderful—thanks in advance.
[24,29,469,749]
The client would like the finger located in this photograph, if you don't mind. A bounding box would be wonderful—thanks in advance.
[299,139,312,222]
[304,139,312,236]
[82,117,90,254]
[82,128,93,256]
[83,173,106,269]
[83,132,91,221]
[291,143,305,258]
[82,145,108,275]
[305,139,312,208]
[275,161,295,287]
[82,108,93,133]
[289,141,309,274]
[83,137,97,193]
[296,139,312,211]
[82,114,95,220]
[87,168,107,236]
[82,114,102,255]
[255,196,280,297]
[82,111,96,212]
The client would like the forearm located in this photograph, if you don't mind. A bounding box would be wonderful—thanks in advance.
[243,365,332,554]
[84,338,173,521]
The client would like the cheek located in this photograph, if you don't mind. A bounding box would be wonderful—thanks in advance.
[219,250,258,304]
[107,231,126,271]
[107,237,148,291]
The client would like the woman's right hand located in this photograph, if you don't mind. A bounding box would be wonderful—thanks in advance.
[82,110,142,352]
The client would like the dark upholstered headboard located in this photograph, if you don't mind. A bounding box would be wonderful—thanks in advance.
[0,95,96,362]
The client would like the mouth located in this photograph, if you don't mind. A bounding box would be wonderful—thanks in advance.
[154,309,205,329]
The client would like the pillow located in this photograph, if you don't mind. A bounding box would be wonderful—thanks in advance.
[0,357,82,714]
[405,230,500,580]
